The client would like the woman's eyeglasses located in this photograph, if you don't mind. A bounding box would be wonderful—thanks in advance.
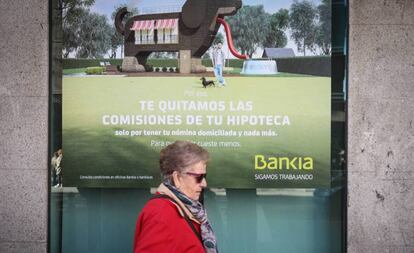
[184,172,207,183]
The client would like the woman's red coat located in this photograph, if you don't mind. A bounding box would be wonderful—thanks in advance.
[133,198,205,253]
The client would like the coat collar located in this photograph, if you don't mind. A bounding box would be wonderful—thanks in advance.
[156,183,201,224]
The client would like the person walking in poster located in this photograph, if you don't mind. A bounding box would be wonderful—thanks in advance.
[211,43,226,87]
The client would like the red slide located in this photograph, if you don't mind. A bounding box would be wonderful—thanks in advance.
[216,18,248,60]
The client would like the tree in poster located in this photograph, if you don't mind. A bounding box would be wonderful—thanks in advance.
[75,12,112,58]
[61,0,96,57]
[263,8,289,48]
[289,0,318,56]
[63,11,84,58]
[110,25,123,58]
[316,0,331,55]
[226,5,269,58]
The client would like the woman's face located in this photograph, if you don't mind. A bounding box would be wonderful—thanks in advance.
[175,160,207,201]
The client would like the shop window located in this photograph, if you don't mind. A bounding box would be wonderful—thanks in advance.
[50,1,347,253]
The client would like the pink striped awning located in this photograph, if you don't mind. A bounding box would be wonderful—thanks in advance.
[155,19,178,29]
[131,20,154,31]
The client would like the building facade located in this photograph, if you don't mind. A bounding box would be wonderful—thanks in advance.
[0,0,413,252]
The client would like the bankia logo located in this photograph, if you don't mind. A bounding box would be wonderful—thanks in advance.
[254,155,314,170]
[254,155,315,181]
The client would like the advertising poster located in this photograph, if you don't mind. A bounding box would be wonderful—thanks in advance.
[61,0,331,188]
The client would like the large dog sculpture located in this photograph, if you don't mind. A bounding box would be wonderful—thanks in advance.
[115,0,242,73]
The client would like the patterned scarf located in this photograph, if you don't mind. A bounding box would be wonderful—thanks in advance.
[163,181,218,253]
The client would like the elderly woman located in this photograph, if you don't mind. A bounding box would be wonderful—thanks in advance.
[133,141,217,253]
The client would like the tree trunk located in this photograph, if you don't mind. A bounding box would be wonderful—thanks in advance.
[303,42,306,56]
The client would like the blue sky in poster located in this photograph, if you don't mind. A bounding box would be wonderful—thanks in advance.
[91,0,321,18]
[90,0,322,57]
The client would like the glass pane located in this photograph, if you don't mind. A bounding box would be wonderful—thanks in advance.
[50,0,348,252]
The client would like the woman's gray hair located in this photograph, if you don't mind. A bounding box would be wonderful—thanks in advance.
[160,141,209,180]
